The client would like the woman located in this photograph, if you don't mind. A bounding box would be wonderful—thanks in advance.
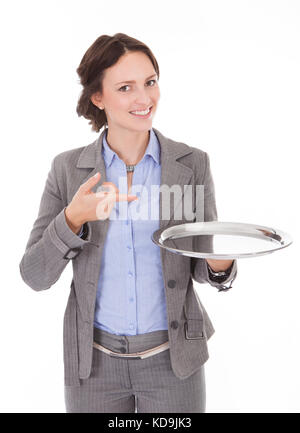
[19,33,237,413]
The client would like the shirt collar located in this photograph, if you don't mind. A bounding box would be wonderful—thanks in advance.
[102,128,160,168]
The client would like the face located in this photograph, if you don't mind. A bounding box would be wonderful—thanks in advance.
[91,51,160,132]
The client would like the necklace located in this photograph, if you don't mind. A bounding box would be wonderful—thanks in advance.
[126,164,135,172]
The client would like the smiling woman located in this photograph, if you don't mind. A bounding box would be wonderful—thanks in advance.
[76,33,160,134]
[67,33,211,413]
[20,32,237,415]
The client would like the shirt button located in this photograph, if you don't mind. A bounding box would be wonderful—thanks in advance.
[128,271,133,277]
[127,245,131,250]
[129,324,134,329]
[168,279,176,288]
[129,297,134,302]
[119,347,126,353]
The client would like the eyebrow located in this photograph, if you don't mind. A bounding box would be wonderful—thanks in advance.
[115,73,157,86]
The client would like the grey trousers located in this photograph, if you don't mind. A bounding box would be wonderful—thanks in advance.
[64,327,206,413]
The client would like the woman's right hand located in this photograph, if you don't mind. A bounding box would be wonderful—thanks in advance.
[65,172,138,230]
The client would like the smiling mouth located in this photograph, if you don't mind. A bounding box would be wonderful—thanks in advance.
[129,106,153,117]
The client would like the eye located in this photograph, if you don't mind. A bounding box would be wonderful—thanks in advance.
[119,85,130,92]
[118,79,157,92]
[147,79,157,86]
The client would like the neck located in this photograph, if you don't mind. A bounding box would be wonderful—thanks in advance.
[105,127,150,166]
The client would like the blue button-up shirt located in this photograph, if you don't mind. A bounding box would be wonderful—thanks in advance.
[80,128,168,335]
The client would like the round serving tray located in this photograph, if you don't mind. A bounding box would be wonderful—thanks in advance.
[151,221,293,259]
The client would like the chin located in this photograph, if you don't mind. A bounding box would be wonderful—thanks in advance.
[127,122,153,132]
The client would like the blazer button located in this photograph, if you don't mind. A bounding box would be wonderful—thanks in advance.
[168,279,176,288]
[170,320,179,329]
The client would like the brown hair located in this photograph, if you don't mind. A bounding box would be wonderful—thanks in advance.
[76,33,160,133]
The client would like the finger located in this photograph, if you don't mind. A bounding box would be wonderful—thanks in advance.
[96,191,138,201]
[95,195,115,220]
[95,189,117,200]
[95,191,138,203]
[80,172,101,193]
[96,192,116,203]
[96,182,118,197]
[95,193,138,220]
[117,193,139,202]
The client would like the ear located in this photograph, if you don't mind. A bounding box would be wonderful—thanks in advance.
[90,91,102,107]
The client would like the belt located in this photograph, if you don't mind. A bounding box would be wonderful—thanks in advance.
[93,340,170,359]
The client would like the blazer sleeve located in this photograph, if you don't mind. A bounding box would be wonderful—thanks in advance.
[19,155,92,291]
[190,151,238,291]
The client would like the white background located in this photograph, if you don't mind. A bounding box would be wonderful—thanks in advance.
[0,0,299,412]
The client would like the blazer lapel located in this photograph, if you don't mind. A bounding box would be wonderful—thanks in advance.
[152,128,194,230]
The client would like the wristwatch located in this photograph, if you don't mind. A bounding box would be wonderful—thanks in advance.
[207,267,227,277]
[207,261,233,278]
[206,261,236,292]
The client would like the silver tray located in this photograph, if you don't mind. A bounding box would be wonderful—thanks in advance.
[151,221,293,259]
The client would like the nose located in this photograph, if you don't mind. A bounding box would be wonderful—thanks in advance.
[134,87,152,106]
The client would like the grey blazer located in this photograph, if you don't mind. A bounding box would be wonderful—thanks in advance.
[19,127,237,387]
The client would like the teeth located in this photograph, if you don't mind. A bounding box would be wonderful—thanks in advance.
[130,107,151,115]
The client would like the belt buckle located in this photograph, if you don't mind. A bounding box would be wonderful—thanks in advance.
[109,353,142,360]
